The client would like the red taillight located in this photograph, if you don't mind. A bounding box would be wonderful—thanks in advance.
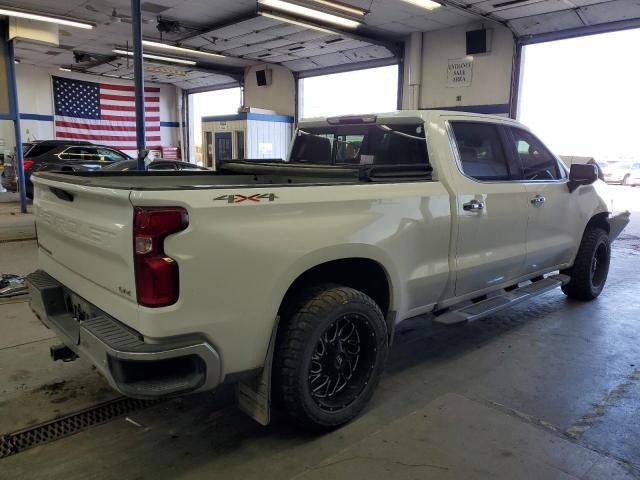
[23,159,34,171]
[133,207,188,307]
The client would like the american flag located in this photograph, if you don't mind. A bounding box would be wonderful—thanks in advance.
[53,76,161,154]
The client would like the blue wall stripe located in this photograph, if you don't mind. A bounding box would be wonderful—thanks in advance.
[20,113,54,121]
[4,114,180,125]
[202,112,294,124]
[425,104,511,115]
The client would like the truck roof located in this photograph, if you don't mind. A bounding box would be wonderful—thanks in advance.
[298,110,524,128]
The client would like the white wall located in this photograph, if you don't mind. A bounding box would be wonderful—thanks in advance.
[402,23,515,112]
[243,64,295,117]
[0,64,181,151]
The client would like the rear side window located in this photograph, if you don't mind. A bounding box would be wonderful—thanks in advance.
[290,123,428,167]
[509,128,563,181]
[451,122,512,181]
[26,144,58,158]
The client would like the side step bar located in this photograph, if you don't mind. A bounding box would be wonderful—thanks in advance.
[432,274,570,326]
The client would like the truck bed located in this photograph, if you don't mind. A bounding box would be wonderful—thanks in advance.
[33,163,362,191]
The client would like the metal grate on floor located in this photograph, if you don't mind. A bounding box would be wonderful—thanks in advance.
[0,396,159,459]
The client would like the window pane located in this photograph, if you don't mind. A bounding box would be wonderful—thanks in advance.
[299,65,398,118]
[451,122,511,181]
[97,148,127,162]
[290,124,427,167]
[27,144,57,157]
[511,128,562,180]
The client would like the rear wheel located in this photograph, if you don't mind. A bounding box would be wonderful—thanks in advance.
[274,284,388,430]
[561,227,610,301]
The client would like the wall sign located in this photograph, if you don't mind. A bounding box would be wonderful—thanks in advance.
[447,57,473,87]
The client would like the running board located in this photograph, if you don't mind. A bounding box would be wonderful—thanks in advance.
[433,274,570,326]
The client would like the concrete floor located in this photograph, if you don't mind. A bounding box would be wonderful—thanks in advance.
[1,187,639,479]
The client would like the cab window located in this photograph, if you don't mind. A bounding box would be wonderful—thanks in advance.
[509,128,563,181]
[290,123,428,167]
[451,122,514,181]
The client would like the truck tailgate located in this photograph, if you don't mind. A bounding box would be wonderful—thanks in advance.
[32,175,139,329]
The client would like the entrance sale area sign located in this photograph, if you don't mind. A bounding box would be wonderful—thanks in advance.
[447,58,473,87]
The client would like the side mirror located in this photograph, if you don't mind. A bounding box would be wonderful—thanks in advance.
[568,163,598,193]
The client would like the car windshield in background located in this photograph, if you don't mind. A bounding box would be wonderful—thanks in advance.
[290,123,428,167]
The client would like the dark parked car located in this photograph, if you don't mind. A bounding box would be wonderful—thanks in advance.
[102,160,209,172]
[1,140,131,198]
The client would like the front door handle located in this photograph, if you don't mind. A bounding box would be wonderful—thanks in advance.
[463,200,485,212]
[530,195,546,207]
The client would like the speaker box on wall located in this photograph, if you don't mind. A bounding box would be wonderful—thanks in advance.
[256,68,273,87]
[466,29,488,55]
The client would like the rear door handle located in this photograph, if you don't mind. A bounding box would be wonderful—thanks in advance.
[463,200,484,212]
[530,195,546,207]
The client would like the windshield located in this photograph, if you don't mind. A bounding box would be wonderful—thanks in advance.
[290,123,428,167]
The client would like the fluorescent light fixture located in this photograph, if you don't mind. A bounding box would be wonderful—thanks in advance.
[113,49,196,66]
[0,6,93,29]
[258,0,360,28]
[258,11,335,34]
[142,40,225,59]
[400,0,442,10]
[308,0,367,16]
[59,67,72,72]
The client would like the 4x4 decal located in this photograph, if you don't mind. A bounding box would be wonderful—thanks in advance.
[214,193,278,204]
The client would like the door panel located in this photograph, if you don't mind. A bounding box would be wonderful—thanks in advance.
[455,184,529,295]
[523,183,580,272]
[449,121,529,296]
[507,127,582,273]
[506,127,581,273]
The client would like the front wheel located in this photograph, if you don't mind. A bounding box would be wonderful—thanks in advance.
[274,284,388,430]
[561,227,610,301]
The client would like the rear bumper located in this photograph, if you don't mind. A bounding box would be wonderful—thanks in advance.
[26,270,221,399]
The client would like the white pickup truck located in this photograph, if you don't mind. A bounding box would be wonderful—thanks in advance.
[27,111,629,430]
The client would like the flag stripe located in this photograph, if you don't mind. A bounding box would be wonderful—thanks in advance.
[56,131,161,142]
[101,83,160,93]
[102,115,160,122]
[100,93,160,102]
[101,105,160,113]
[55,120,160,132]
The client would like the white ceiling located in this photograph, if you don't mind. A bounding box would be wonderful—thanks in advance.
[6,0,640,89]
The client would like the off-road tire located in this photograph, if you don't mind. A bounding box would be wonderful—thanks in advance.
[274,284,388,430]
[561,227,610,301]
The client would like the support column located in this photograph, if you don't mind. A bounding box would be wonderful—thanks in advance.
[131,0,146,170]
[5,34,27,213]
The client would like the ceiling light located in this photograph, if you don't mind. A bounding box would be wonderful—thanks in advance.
[0,6,94,29]
[113,49,196,66]
[308,0,367,16]
[142,40,224,58]
[258,0,360,28]
[400,0,442,10]
[258,11,335,34]
[59,67,72,72]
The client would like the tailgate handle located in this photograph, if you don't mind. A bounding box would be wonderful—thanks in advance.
[49,187,74,202]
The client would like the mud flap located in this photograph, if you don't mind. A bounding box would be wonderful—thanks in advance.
[609,211,631,241]
[236,316,279,426]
